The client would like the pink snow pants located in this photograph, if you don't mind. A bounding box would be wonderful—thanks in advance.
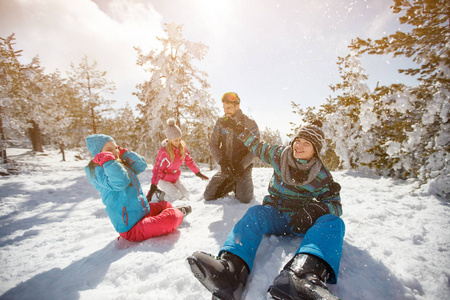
[120,201,183,242]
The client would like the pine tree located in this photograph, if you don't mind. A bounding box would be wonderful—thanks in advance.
[67,55,116,135]
[0,34,49,154]
[39,70,84,161]
[252,127,285,167]
[22,61,50,153]
[134,23,218,162]
[102,104,139,149]
[349,0,449,196]
[291,53,374,170]
[0,34,24,163]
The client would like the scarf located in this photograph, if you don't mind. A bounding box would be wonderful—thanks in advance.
[280,146,322,187]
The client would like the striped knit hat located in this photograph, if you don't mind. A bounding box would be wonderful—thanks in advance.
[292,120,325,154]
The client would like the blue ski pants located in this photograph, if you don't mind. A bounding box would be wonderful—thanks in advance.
[220,205,345,283]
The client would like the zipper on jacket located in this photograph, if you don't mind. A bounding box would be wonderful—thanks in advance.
[139,195,149,214]
[125,167,149,214]
[122,207,128,226]
[125,168,139,190]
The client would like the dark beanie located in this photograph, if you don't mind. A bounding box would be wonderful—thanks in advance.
[292,120,325,154]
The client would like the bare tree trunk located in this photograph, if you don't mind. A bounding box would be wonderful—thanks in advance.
[91,105,97,134]
[0,149,7,164]
[207,132,213,170]
[60,143,66,161]
[0,104,7,163]
[28,120,44,152]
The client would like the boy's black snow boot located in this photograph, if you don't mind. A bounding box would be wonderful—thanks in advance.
[186,251,249,300]
[268,254,340,300]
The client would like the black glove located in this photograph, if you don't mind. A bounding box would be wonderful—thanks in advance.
[195,172,209,180]
[291,167,308,184]
[288,202,330,234]
[231,164,245,177]
[219,158,234,176]
[317,181,342,201]
[146,184,158,202]
[219,117,245,135]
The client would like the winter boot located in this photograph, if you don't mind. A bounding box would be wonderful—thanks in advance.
[186,251,249,300]
[155,189,165,201]
[175,205,192,217]
[268,254,339,300]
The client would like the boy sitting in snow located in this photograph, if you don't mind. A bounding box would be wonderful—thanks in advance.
[187,120,344,300]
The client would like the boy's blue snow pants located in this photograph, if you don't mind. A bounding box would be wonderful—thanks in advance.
[220,205,345,283]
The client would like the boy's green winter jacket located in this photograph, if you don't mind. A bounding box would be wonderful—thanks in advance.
[239,132,342,217]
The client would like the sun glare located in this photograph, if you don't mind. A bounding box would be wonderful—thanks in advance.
[192,0,232,33]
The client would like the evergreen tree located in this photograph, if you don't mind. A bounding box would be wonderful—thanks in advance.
[0,34,24,163]
[328,53,379,170]
[23,61,53,153]
[290,0,449,196]
[39,70,84,161]
[349,0,449,196]
[102,104,139,149]
[67,55,116,135]
[291,53,374,170]
[253,127,285,167]
[0,34,48,154]
[134,23,219,162]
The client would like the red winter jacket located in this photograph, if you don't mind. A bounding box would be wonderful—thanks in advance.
[151,142,200,185]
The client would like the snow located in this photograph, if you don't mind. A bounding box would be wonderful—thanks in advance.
[1,148,449,300]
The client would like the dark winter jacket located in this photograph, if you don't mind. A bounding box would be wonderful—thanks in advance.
[239,130,342,217]
[210,109,259,171]
[85,150,150,233]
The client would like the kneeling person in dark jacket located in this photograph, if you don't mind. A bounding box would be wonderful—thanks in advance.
[203,92,259,203]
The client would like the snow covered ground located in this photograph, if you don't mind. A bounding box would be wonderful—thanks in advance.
[0,148,449,300]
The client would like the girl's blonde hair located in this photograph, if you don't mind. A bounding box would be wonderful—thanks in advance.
[166,140,186,162]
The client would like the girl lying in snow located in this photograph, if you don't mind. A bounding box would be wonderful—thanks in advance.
[85,134,190,242]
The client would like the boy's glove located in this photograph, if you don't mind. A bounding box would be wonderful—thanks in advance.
[93,152,116,167]
[289,202,330,234]
[317,182,342,201]
[146,184,158,202]
[290,167,308,184]
[118,146,128,157]
[195,172,209,180]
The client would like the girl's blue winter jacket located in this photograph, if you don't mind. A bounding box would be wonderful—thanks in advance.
[85,150,150,233]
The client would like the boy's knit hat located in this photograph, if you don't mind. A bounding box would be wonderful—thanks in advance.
[86,134,114,157]
[165,118,182,140]
[292,120,325,154]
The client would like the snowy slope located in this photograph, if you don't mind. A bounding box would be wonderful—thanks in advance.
[0,148,449,300]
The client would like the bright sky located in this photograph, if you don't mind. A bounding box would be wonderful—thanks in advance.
[0,0,416,139]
